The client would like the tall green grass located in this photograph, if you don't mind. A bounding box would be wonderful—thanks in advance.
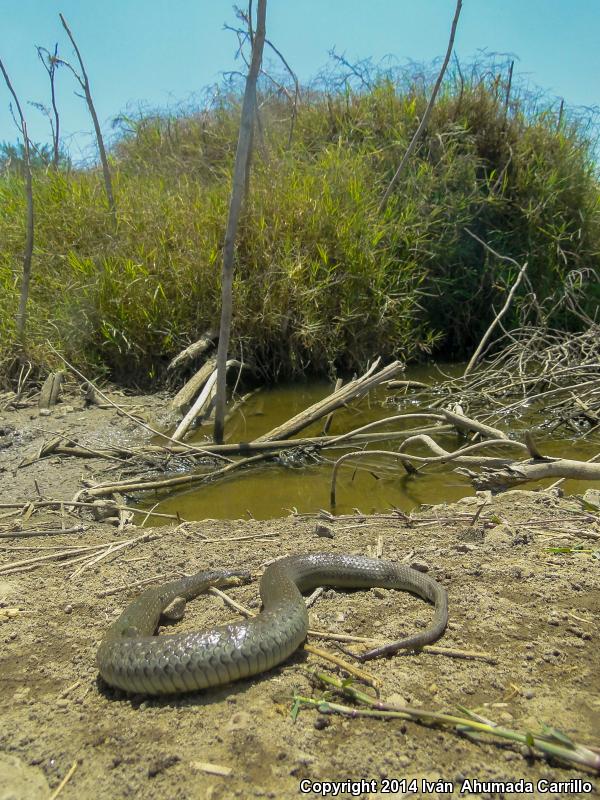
[1,58,598,385]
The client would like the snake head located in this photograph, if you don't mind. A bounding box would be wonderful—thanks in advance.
[219,570,252,588]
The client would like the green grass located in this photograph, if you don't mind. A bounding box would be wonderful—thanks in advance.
[1,58,599,385]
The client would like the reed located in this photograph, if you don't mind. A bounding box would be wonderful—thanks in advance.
[1,57,598,385]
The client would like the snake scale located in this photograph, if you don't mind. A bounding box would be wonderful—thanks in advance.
[97,553,448,695]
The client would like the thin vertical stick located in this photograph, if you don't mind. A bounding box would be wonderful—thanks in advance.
[0,59,34,347]
[37,45,61,169]
[379,0,463,211]
[463,229,528,377]
[58,14,116,220]
[213,0,267,443]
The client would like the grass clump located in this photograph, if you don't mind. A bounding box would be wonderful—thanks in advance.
[1,57,598,385]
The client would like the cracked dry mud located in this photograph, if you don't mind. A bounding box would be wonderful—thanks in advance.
[0,397,598,799]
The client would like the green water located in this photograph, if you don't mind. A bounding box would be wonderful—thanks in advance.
[145,366,599,522]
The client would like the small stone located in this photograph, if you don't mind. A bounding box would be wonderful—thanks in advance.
[39,409,51,417]
[455,543,475,553]
[63,604,73,615]
[410,559,430,573]
[314,717,330,730]
[524,689,535,699]
[315,524,334,539]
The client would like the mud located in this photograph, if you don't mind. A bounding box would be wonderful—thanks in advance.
[0,392,598,799]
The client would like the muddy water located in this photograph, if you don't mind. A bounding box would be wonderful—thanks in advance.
[148,366,600,522]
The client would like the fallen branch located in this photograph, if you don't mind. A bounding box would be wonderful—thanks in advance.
[253,359,404,442]
[78,452,273,499]
[330,437,528,505]
[458,457,600,491]
[170,357,216,414]
[172,359,241,441]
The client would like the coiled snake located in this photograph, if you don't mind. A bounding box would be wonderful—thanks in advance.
[97,553,448,695]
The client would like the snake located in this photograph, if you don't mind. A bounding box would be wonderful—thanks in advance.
[97,553,448,695]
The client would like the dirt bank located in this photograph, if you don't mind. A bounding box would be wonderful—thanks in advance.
[0,393,598,799]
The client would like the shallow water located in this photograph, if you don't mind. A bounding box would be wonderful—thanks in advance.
[145,365,600,522]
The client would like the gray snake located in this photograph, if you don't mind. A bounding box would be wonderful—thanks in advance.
[97,553,448,695]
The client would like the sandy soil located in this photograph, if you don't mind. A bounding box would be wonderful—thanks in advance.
[0,393,599,799]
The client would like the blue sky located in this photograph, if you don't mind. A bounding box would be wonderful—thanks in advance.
[1,1,599,161]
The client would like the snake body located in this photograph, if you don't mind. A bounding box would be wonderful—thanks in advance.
[97,553,448,695]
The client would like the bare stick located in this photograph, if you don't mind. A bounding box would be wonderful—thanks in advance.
[548,448,600,491]
[172,360,240,441]
[326,412,445,448]
[322,378,343,434]
[379,0,463,211]
[330,437,527,505]
[304,642,380,687]
[58,14,115,219]
[80,451,272,498]
[214,0,267,443]
[36,44,61,168]
[254,360,403,442]
[48,760,78,800]
[463,229,529,376]
[0,59,34,346]
[459,457,600,491]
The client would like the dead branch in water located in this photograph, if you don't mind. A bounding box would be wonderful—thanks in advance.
[430,325,600,427]
[330,436,527,506]
[458,458,600,491]
[254,359,404,442]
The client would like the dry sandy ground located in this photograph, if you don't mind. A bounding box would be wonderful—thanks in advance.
[0,395,599,799]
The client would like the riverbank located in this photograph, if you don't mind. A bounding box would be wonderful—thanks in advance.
[1,390,598,798]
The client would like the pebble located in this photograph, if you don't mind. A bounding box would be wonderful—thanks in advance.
[410,559,430,573]
[315,524,334,539]
[524,689,535,699]
[63,604,73,614]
